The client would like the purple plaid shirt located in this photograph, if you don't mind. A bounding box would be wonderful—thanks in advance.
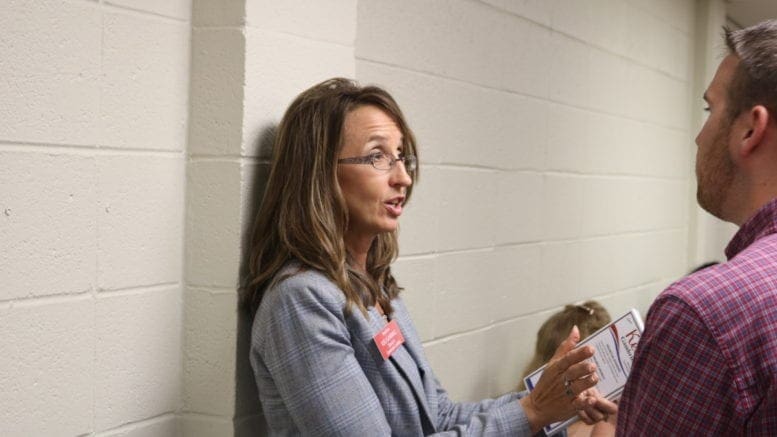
[618,197,777,435]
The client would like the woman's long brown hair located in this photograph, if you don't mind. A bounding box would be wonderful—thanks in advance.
[245,78,418,316]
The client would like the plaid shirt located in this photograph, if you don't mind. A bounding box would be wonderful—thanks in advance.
[618,197,777,435]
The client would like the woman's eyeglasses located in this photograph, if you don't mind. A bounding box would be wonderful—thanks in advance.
[338,152,417,172]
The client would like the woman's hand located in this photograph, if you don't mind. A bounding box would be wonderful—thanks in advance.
[519,326,600,434]
[580,389,618,437]
[576,387,618,425]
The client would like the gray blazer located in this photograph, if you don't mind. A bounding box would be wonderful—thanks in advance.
[250,265,535,436]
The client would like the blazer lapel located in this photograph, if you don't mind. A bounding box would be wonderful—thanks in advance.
[386,308,437,432]
[367,307,436,432]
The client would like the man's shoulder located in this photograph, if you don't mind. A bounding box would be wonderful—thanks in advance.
[661,246,777,312]
[650,251,777,363]
[656,264,731,312]
[647,263,752,344]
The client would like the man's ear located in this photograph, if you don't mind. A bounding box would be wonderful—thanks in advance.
[738,105,770,157]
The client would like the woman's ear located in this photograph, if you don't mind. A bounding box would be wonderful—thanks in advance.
[738,105,770,157]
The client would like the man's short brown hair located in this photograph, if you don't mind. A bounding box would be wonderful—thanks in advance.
[724,20,777,123]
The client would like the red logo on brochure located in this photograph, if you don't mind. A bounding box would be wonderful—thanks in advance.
[373,319,405,360]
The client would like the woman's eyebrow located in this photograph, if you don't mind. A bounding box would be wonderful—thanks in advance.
[367,133,403,142]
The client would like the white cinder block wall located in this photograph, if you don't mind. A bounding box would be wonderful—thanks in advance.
[357,0,697,401]
[3,0,733,435]
[1,0,190,436]
[185,0,357,435]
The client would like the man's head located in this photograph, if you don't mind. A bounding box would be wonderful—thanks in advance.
[695,20,777,224]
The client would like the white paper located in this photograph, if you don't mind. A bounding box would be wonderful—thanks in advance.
[523,308,644,436]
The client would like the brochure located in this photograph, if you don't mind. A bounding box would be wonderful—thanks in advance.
[523,308,644,436]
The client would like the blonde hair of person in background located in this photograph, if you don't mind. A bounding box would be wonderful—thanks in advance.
[522,301,612,385]
[521,301,615,437]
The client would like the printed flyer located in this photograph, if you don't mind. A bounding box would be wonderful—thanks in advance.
[523,308,644,436]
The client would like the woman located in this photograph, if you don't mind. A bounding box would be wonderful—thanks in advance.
[246,78,615,435]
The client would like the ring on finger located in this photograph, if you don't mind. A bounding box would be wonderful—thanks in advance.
[563,375,575,397]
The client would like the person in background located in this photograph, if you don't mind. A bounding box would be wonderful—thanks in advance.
[522,301,617,437]
[618,19,777,435]
[689,261,719,273]
[245,78,617,436]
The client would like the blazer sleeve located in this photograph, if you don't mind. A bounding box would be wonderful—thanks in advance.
[429,376,536,436]
[390,297,541,437]
[253,276,392,436]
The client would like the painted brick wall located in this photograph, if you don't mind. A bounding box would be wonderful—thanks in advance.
[0,0,189,436]
[356,0,697,401]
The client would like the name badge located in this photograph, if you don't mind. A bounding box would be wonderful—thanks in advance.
[373,319,405,360]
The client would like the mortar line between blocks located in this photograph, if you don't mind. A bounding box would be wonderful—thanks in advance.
[244,25,354,50]
[422,315,530,347]
[622,1,693,35]
[0,141,184,157]
[1,284,180,307]
[93,411,177,436]
[421,279,666,347]
[398,226,686,259]
[429,163,689,181]
[541,170,688,182]
[472,0,693,62]
[189,155,270,164]
[355,58,690,133]
[96,282,181,296]
[185,285,238,295]
[100,1,189,23]
[3,291,92,308]
[594,279,665,298]
[178,411,233,422]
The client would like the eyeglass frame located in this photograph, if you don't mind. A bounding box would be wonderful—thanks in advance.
[337,152,417,172]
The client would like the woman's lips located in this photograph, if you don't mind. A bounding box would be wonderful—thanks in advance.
[384,198,404,217]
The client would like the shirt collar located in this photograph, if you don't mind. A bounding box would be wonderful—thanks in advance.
[725,196,777,259]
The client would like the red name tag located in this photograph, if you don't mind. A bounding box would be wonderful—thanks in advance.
[373,319,405,360]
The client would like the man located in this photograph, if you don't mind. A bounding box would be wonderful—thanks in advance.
[618,20,777,435]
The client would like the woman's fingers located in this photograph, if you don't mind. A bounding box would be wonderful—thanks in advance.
[575,388,619,425]
[550,326,581,362]
[590,395,618,415]
[557,344,595,371]
[579,396,607,423]
[576,404,597,425]
[565,359,596,380]
[555,349,597,398]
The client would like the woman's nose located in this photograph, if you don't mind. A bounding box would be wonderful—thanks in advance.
[390,161,413,187]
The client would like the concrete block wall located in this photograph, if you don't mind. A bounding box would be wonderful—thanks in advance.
[185,0,356,435]
[3,0,720,435]
[357,0,697,401]
[1,0,189,436]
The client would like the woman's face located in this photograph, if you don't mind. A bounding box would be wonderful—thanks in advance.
[337,105,413,248]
